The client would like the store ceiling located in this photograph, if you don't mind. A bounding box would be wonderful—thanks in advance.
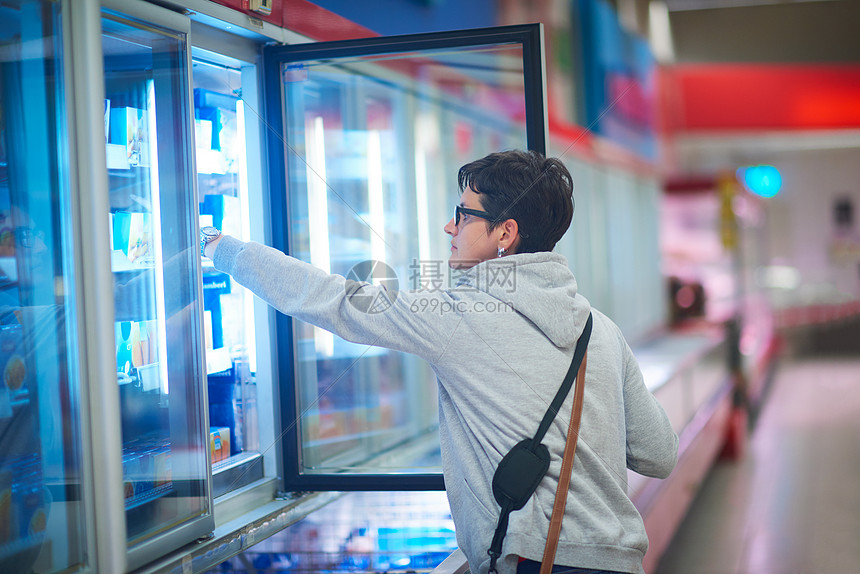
[664,0,840,11]
[664,0,860,62]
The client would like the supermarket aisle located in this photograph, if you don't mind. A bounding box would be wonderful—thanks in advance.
[656,355,860,574]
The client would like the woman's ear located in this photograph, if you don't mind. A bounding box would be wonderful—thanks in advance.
[498,218,520,253]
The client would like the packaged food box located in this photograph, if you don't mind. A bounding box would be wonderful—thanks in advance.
[0,324,27,394]
[109,107,147,166]
[153,447,172,488]
[216,426,231,460]
[210,427,223,463]
[210,427,231,463]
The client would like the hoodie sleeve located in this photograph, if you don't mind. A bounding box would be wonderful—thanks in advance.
[212,236,457,362]
[621,337,679,479]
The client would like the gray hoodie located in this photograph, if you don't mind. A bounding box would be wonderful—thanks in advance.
[213,237,678,574]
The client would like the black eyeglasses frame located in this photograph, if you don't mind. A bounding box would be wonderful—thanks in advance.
[455,205,494,226]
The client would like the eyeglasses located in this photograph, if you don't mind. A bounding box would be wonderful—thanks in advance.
[455,205,494,226]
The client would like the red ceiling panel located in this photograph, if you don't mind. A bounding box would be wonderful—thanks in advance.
[660,64,860,132]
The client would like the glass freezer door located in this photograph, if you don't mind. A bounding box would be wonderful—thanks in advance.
[0,1,90,571]
[101,1,212,565]
[264,25,547,490]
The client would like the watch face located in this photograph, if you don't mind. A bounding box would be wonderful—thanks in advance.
[201,226,220,239]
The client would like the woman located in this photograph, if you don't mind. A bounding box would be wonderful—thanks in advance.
[202,150,678,574]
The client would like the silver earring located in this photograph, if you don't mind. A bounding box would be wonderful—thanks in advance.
[497,247,506,258]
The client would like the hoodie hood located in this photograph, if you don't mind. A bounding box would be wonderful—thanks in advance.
[455,252,592,348]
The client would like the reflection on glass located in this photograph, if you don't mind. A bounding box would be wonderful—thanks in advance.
[102,9,209,547]
[0,1,87,571]
[192,55,261,492]
[282,44,530,475]
[215,491,455,572]
[304,115,335,358]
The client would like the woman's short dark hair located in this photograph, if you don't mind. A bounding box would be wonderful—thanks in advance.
[458,149,574,254]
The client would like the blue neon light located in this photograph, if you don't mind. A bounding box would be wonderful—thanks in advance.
[740,165,782,197]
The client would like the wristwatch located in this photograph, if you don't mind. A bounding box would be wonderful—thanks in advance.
[200,226,222,257]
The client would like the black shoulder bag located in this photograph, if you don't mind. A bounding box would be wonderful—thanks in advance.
[487,312,593,574]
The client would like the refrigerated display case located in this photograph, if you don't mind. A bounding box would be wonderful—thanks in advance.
[192,50,265,496]
[5,0,554,568]
[263,24,548,490]
[101,0,213,567]
[0,2,91,571]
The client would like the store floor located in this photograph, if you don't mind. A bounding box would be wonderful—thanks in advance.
[656,355,860,574]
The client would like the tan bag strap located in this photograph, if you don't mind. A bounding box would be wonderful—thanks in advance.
[539,350,588,574]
